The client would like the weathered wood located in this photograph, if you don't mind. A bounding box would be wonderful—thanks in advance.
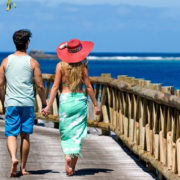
[177,138,180,176]
[45,80,51,98]
[114,129,180,180]
[22,74,180,179]
[36,94,42,113]
[159,106,167,165]
[90,77,180,110]
[102,105,109,123]
[176,90,180,97]
[161,86,175,95]
[167,132,173,169]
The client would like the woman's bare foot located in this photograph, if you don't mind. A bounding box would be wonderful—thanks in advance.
[65,156,73,176]
[71,156,78,173]
[21,168,29,175]
[10,159,18,177]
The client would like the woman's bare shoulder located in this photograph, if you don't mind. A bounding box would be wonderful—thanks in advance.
[56,62,63,70]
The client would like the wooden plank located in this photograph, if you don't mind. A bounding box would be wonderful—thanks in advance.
[139,99,145,149]
[152,102,158,158]
[132,94,137,143]
[102,105,109,123]
[118,91,124,134]
[52,98,58,116]
[177,138,180,176]
[167,131,173,170]
[45,80,51,98]
[145,101,151,152]
[159,106,167,165]
[36,94,42,113]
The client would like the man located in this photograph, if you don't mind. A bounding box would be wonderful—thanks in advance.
[0,30,47,177]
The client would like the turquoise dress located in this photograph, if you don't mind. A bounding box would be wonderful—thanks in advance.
[59,92,88,157]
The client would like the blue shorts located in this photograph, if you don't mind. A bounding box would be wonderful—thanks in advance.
[5,106,35,137]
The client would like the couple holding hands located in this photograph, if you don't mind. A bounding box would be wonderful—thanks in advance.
[0,29,100,177]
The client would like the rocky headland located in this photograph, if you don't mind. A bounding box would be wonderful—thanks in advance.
[29,50,58,59]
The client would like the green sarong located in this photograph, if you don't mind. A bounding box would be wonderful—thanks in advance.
[59,93,87,157]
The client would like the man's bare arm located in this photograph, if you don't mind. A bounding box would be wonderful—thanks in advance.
[31,58,47,106]
[0,58,7,113]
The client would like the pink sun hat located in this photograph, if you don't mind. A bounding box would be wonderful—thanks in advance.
[56,39,94,63]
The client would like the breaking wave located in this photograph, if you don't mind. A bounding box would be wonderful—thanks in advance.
[87,56,180,60]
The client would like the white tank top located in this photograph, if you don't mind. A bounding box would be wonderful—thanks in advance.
[5,54,34,107]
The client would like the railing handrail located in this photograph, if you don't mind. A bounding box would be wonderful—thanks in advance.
[90,76,180,110]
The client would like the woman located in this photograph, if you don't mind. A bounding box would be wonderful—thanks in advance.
[42,39,100,176]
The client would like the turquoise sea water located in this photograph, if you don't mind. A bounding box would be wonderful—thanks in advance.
[0,52,180,89]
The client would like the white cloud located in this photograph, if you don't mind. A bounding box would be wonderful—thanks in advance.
[34,12,54,21]
[0,23,3,29]
[0,24,4,32]
[13,0,180,8]
[160,9,180,19]
[116,7,131,16]
[65,7,79,13]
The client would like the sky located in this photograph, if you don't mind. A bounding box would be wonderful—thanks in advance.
[0,0,180,52]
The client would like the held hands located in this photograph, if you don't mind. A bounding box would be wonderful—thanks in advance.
[94,105,100,115]
[42,106,50,117]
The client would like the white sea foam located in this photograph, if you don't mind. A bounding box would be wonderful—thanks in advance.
[87,56,180,61]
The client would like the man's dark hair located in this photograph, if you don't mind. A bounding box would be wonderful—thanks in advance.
[13,29,32,51]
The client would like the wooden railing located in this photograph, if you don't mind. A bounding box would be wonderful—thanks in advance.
[88,74,180,180]
[0,73,180,180]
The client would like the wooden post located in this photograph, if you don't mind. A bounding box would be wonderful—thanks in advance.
[175,90,180,97]
[101,73,111,78]
[54,122,59,129]
[159,105,167,165]
[45,80,51,98]
[131,94,136,143]
[161,86,175,95]
[122,92,128,138]
[34,118,38,125]
[117,75,127,82]
[177,138,180,176]
[118,91,124,135]
[149,83,162,91]
[171,111,177,173]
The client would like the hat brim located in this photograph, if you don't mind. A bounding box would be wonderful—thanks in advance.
[56,41,94,63]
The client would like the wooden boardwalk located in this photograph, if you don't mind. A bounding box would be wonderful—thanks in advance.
[0,120,157,180]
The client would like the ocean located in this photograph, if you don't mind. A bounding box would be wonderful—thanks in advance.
[0,52,180,89]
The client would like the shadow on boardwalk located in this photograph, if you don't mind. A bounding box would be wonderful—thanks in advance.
[75,168,113,176]
[14,169,59,177]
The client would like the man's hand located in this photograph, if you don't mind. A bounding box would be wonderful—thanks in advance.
[94,105,101,115]
[42,106,50,117]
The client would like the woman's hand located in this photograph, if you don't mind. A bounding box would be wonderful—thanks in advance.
[42,106,50,117]
[94,105,100,115]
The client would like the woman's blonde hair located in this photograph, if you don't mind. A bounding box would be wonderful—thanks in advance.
[61,61,84,92]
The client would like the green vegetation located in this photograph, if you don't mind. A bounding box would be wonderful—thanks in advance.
[6,0,16,11]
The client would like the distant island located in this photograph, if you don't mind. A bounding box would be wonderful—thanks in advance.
[29,50,58,59]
